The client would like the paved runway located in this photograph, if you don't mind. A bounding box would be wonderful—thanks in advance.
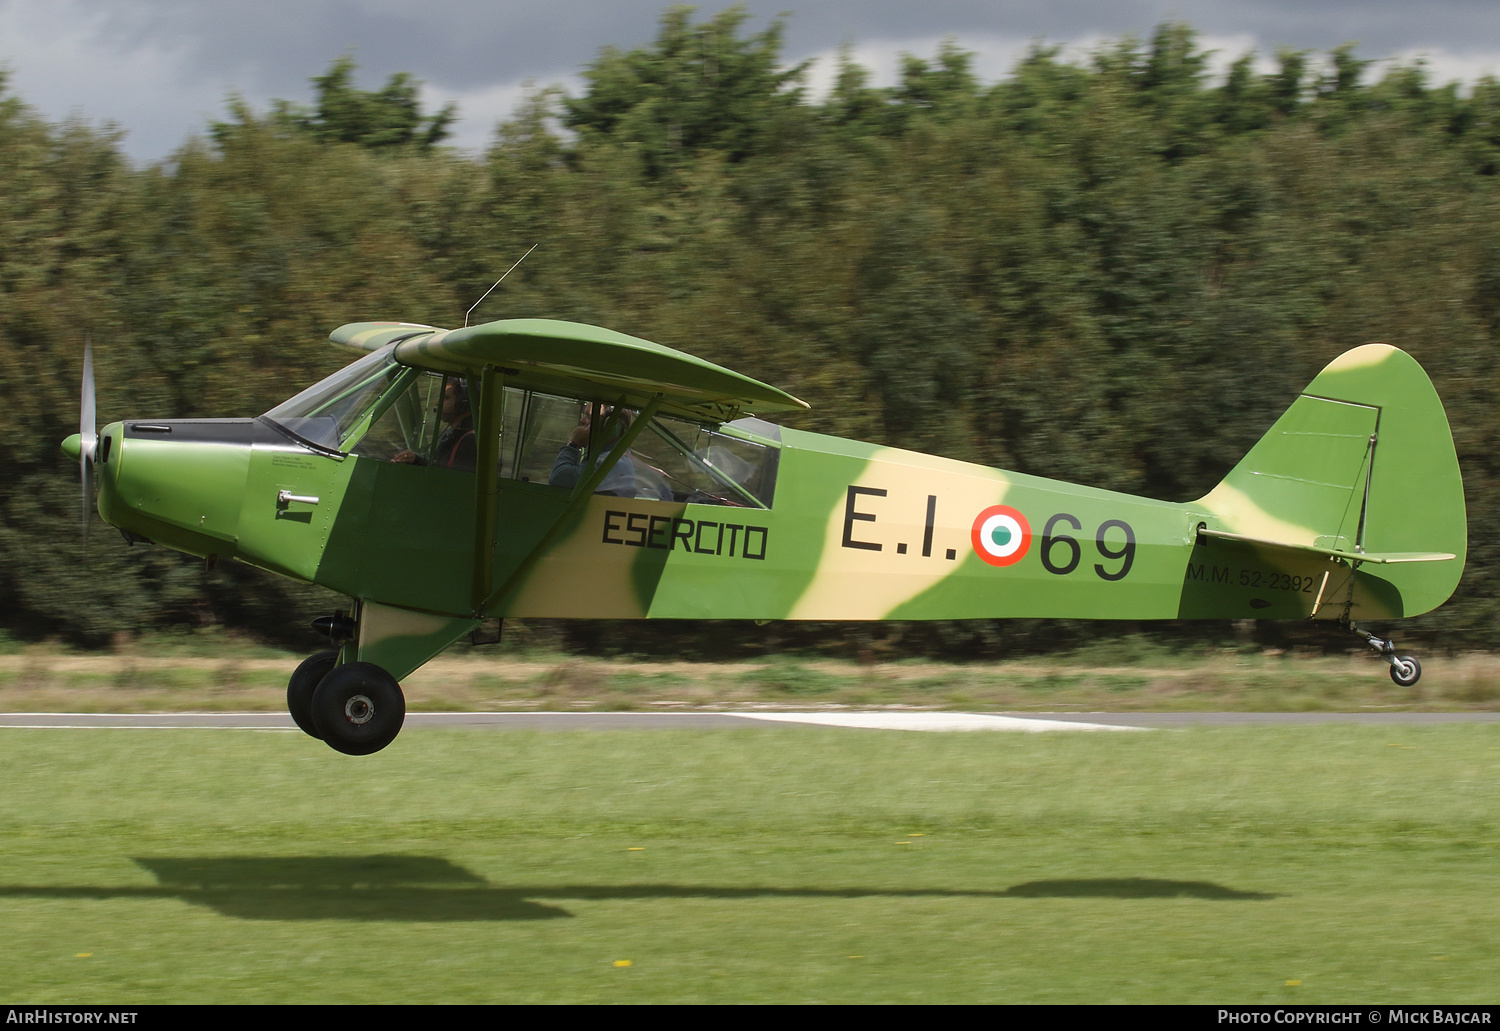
[2,711,1498,732]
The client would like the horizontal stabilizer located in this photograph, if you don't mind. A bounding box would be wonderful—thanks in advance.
[1196,528,1456,565]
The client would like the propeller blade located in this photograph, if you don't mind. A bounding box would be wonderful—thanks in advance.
[81,339,96,462]
[81,339,95,558]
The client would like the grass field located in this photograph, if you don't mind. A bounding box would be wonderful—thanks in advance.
[1,724,1497,1003]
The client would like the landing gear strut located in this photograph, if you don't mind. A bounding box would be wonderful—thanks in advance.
[1346,621,1422,687]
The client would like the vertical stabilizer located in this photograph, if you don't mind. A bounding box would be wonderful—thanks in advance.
[1197,345,1465,617]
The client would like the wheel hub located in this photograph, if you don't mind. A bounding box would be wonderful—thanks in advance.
[344,694,375,725]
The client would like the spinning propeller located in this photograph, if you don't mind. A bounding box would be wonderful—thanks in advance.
[78,339,96,556]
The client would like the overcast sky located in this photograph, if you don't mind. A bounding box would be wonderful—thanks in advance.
[4,0,1500,163]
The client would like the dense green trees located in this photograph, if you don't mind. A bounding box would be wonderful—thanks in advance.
[215,55,456,152]
[4,12,1500,656]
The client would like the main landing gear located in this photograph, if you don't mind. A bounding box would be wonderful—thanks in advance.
[1345,621,1422,687]
[287,648,406,756]
[287,650,338,739]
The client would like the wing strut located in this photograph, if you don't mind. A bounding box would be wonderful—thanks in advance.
[475,394,664,618]
[1354,429,1378,554]
[471,365,505,613]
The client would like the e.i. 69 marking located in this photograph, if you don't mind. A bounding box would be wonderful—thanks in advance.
[840,486,1138,581]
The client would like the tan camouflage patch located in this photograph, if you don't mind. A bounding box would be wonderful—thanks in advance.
[1196,481,1322,548]
[1323,343,1395,373]
[506,497,654,619]
[788,448,1009,619]
[359,601,460,651]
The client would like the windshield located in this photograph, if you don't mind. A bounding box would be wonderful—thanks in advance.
[262,345,403,452]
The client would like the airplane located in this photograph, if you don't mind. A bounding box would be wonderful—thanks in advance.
[62,319,1466,755]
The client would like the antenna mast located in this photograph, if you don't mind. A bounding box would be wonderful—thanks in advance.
[465,243,538,328]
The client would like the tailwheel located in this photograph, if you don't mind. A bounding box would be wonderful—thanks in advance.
[311,661,406,756]
[287,650,340,739]
[1389,655,1422,687]
[1345,621,1422,688]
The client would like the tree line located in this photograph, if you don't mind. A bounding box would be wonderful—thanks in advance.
[3,7,1499,657]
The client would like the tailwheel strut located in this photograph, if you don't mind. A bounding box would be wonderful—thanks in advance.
[1345,621,1421,687]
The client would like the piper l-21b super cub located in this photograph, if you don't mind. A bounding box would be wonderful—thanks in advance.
[63,319,1466,754]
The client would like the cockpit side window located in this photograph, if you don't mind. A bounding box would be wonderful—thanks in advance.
[633,415,779,508]
[490,388,779,507]
[350,370,446,463]
[500,388,581,485]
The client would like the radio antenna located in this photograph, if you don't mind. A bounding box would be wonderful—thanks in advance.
[465,243,538,327]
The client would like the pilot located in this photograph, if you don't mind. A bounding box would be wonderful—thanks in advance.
[550,406,670,499]
[394,377,476,471]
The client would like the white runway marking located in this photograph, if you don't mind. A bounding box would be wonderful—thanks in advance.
[0,724,300,731]
[729,712,1147,732]
[0,712,1140,731]
[0,713,299,730]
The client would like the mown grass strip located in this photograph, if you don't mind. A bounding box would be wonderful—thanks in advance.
[1,726,1496,1003]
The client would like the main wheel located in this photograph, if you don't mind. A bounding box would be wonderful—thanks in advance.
[310,661,405,755]
[287,650,339,739]
[1389,655,1422,687]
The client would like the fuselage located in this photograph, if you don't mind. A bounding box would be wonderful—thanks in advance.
[89,414,1374,628]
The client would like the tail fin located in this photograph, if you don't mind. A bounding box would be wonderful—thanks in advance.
[1196,344,1465,618]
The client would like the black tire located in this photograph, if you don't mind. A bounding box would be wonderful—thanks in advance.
[310,662,405,756]
[1390,655,1422,688]
[287,650,339,739]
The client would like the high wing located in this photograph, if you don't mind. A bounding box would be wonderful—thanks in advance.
[331,319,808,423]
[330,322,440,353]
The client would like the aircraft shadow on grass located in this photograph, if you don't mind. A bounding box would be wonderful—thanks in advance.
[1000,878,1278,900]
[0,857,1276,921]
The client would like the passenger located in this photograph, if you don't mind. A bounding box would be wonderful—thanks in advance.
[550,406,670,499]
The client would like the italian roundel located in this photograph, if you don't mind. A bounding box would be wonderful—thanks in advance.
[971,505,1032,567]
